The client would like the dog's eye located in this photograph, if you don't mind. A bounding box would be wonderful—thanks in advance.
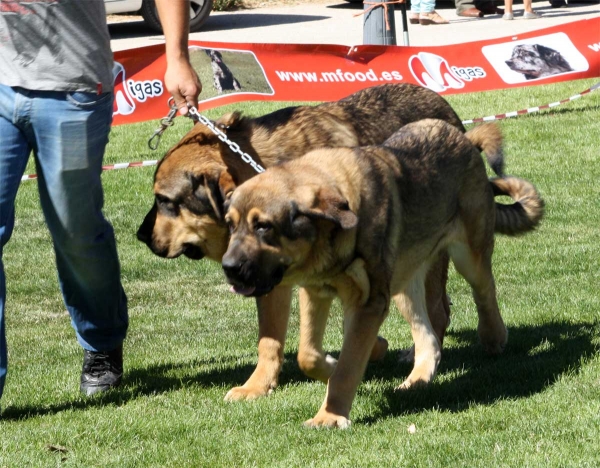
[254,221,273,235]
[156,194,178,215]
[225,217,235,234]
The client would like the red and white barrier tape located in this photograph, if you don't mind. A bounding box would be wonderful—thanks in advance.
[20,81,599,183]
[461,81,600,125]
[20,160,159,182]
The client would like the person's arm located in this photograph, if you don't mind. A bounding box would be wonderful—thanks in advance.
[155,0,202,115]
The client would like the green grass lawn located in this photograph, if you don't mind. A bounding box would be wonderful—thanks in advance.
[1,78,599,467]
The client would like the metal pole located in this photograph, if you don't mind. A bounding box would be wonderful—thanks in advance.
[400,1,410,46]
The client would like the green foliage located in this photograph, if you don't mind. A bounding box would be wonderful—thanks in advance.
[213,0,244,11]
[1,79,599,467]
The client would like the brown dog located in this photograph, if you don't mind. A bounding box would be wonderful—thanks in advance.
[137,83,471,400]
[222,120,544,427]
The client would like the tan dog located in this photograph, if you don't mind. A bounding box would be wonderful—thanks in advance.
[137,84,470,400]
[222,120,544,427]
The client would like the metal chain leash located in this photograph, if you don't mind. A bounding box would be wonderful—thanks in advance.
[186,106,265,173]
[147,97,178,151]
[147,100,265,174]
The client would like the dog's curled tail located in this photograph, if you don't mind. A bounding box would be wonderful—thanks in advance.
[466,123,504,177]
[491,176,545,236]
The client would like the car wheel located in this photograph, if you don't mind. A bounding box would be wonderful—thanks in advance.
[140,0,213,33]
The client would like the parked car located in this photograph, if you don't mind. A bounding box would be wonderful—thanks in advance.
[105,0,213,32]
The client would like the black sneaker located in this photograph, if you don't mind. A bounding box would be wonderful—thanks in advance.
[80,345,123,396]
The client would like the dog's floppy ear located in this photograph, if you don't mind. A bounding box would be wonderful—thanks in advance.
[207,170,238,220]
[535,44,571,69]
[534,44,555,60]
[191,170,236,221]
[299,187,358,230]
[215,111,243,130]
[219,170,237,213]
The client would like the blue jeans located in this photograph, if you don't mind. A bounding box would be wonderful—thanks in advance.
[411,0,435,13]
[0,84,128,400]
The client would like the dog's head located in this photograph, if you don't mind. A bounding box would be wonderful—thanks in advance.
[222,159,358,297]
[137,113,246,262]
[206,49,223,63]
[505,44,573,79]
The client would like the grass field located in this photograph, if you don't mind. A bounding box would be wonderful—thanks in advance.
[0,78,599,467]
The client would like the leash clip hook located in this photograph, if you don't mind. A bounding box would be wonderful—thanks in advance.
[147,98,179,151]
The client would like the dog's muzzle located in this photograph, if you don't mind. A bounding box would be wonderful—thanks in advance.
[136,224,205,260]
[181,243,205,260]
[136,226,151,245]
[222,255,285,297]
[137,204,157,247]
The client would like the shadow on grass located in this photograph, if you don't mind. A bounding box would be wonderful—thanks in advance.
[357,320,598,424]
[3,320,597,422]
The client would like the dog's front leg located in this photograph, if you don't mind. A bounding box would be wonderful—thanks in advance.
[394,267,441,390]
[297,282,389,385]
[304,293,388,429]
[224,285,292,401]
[297,286,337,383]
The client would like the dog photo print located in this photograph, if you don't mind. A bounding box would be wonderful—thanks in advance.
[189,46,274,101]
[481,32,589,84]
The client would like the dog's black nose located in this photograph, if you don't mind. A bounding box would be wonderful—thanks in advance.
[137,203,157,244]
[136,226,150,244]
[222,255,243,280]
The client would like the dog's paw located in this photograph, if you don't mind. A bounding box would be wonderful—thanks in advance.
[304,411,351,429]
[395,356,439,390]
[368,336,389,362]
[298,353,337,383]
[224,384,273,401]
[395,377,429,391]
[479,324,508,355]
[397,345,415,364]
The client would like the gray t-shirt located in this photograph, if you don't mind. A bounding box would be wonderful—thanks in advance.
[0,0,114,93]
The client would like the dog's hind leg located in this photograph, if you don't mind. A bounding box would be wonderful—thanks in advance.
[395,265,442,390]
[448,240,507,355]
[297,286,337,383]
[398,252,451,364]
[224,285,292,401]
[449,162,507,354]
[426,252,452,346]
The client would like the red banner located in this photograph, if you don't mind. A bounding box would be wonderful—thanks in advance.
[112,17,600,126]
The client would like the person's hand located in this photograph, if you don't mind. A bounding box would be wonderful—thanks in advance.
[164,58,202,116]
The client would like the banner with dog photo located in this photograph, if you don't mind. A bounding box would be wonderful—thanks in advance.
[112,17,600,126]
